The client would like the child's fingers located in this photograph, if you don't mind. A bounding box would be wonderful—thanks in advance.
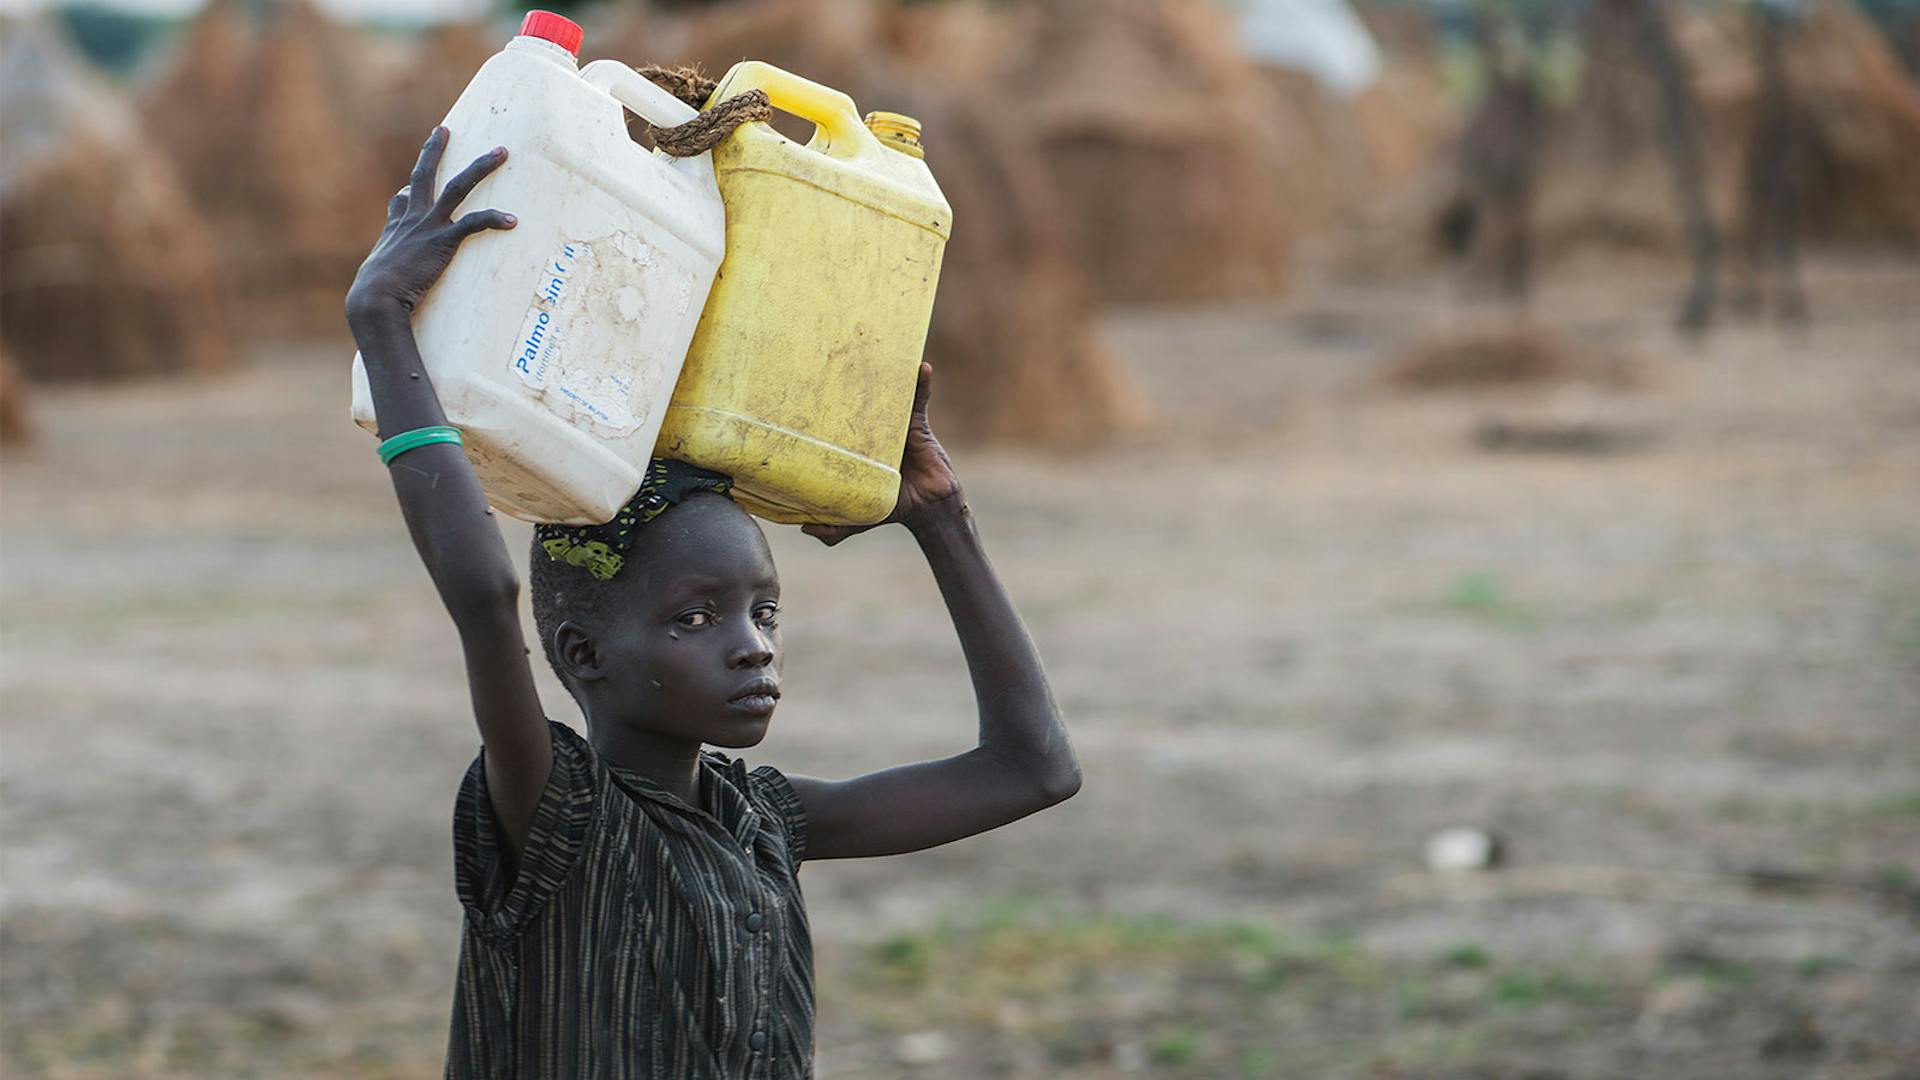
[436,147,508,220]
[452,209,518,239]
[386,186,410,221]
[408,127,450,211]
[911,362,934,417]
[801,523,856,546]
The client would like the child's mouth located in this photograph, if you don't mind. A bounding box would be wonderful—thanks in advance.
[728,678,781,715]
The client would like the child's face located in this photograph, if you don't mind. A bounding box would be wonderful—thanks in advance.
[595,496,784,748]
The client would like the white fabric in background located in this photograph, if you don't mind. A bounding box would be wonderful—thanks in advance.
[1229,0,1384,97]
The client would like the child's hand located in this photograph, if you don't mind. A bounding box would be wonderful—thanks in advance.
[803,363,962,545]
[346,127,516,330]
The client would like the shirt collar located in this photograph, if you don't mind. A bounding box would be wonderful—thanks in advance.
[605,750,761,850]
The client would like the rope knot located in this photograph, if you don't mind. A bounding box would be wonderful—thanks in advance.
[635,65,773,158]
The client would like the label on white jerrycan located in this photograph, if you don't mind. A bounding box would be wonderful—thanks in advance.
[350,12,726,526]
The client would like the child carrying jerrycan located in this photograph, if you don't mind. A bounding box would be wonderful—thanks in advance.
[343,10,1077,1076]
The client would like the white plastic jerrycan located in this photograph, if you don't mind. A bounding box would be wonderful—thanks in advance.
[350,11,726,525]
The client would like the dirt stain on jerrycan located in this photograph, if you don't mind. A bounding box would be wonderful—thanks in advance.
[654,62,953,526]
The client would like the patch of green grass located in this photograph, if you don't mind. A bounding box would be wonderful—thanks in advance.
[1888,604,1920,661]
[1663,949,1755,987]
[1148,1023,1205,1066]
[1875,863,1914,894]
[975,892,1045,930]
[840,901,1693,1068]
[1392,974,1433,1019]
[1442,943,1492,969]
[1491,970,1614,1008]
[1491,972,1546,1007]
[1796,955,1849,979]
[1395,571,1543,628]
[856,902,1366,1012]
[849,899,1383,1032]
[1446,571,1517,617]
[1237,1045,1280,1078]
[1712,790,1920,828]
[869,932,935,989]
[1868,791,1920,820]
[826,898,1898,1075]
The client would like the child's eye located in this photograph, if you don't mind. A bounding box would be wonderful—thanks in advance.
[754,604,780,625]
[677,610,713,628]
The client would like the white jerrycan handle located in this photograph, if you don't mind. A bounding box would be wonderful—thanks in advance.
[579,60,716,183]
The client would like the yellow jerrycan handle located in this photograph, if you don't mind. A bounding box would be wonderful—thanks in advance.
[708,60,880,161]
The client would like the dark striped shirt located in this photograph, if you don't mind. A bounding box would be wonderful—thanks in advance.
[446,721,814,1078]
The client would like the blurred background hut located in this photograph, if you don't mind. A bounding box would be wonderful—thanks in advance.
[0,17,233,384]
[1737,0,1920,247]
[1008,0,1295,305]
[142,0,389,335]
[0,347,32,445]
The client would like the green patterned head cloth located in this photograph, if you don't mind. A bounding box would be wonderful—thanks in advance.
[534,458,734,581]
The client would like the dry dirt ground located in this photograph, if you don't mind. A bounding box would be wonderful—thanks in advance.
[3,255,1918,1078]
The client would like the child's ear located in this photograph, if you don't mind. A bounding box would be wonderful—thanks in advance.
[555,621,604,683]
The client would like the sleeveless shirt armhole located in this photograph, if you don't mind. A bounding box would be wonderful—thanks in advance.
[453,720,601,939]
[747,764,809,865]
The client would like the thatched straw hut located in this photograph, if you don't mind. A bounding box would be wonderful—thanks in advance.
[1010,0,1293,304]
[874,0,1038,89]
[141,0,257,231]
[0,18,233,381]
[143,0,389,335]
[0,348,32,447]
[1745,0,1920,247]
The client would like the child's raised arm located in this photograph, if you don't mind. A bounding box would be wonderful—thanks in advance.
[346,127,550,864]
[784,364,1083,860]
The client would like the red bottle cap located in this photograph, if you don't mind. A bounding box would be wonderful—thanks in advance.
[517,10,583,56]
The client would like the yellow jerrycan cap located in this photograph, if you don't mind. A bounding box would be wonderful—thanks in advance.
[865,111,924,158]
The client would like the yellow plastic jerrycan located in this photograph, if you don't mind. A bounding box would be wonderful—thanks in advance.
[653,61,952,525]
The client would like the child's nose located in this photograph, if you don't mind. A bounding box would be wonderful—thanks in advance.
[729,627,775,668]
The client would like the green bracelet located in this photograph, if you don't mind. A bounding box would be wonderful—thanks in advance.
[378,425,464,466]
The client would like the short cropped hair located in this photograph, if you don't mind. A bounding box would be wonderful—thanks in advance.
[528,534,628,691]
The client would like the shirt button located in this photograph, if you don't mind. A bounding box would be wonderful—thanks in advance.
[745,912,764,933]
[749,1030,768,1051]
